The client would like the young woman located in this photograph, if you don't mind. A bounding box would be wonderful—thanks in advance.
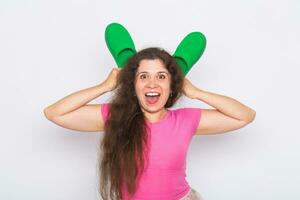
[44,47,256,200]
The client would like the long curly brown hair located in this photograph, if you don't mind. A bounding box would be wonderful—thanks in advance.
[98,47,184,200]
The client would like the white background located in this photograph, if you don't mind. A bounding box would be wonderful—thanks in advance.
[1,0,299,199]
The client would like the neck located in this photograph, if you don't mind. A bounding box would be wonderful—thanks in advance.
[143,108,168,123]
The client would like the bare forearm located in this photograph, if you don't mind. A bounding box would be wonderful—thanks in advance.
[44,82,109,118]
[194,88,256,122]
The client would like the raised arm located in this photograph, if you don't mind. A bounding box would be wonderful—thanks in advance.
[43,68,121,132]
[182,78,256,135]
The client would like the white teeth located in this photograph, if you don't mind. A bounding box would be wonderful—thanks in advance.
[145,92,160,97]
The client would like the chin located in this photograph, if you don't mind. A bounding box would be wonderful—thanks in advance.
[140,102,167,113]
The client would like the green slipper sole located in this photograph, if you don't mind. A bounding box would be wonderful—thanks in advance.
[173,32,206,75]
[105,23,136,68]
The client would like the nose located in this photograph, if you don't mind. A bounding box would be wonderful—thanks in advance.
[146,77,158,88]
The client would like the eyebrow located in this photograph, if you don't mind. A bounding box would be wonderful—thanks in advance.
[136,71,170,76]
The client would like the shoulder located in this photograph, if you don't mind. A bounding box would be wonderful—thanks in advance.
[171,107,202,125]
[172,107,202,117]
[100,103,111,122]
[101,103,110,110]
[168,107,202,135]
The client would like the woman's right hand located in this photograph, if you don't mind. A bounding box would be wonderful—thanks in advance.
[103,68,122,92]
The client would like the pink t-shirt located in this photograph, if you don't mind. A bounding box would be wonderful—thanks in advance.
[101,103,202,200]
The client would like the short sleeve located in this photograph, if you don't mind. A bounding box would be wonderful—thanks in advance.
[100,103,111,123]
[177,107,202,135]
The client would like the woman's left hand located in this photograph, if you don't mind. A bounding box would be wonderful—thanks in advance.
[182,78,201,99]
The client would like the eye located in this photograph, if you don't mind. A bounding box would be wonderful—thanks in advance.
[158,74,166,79]
[140,74,147,79]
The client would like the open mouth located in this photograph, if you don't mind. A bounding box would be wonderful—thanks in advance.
[145,92,161,104]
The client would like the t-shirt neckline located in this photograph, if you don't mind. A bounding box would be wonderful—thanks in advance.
[146,109,170,125]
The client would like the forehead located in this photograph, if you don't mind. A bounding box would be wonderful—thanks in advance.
[136,59,168,73]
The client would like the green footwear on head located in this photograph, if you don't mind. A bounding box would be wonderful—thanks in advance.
[173,32,206,76]
[105,23,137,68]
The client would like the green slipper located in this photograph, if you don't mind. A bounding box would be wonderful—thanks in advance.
[105,23,137,68]
[173,32,206,75]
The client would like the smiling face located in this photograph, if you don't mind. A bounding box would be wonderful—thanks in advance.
[134,59,171,114]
